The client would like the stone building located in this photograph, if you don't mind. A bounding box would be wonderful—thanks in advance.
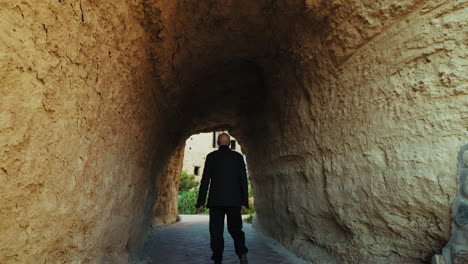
[182,132,243,179]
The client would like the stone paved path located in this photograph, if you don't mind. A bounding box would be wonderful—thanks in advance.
[139,215,302,264]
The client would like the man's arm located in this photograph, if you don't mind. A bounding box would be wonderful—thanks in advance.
[240,155,249,209]
[196,155,211,209]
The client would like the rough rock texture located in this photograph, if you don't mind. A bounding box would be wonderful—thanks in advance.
[0,1,177,263]
[241,1,467,263]
[1,0,467,263]
[152,144,184,226]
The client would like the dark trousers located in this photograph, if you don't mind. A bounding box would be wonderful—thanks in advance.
[209,206,248,262]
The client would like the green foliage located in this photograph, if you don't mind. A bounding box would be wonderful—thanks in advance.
[244,183,255,214]
[178,189,199,214]
[244,214,254,224]
[178,189,210,215]
[179,170,199,192]
[177,180,256,215]
[248,183,253,198]
[242,200,255,215]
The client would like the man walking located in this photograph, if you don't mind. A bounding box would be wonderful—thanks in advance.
[196,133,249,264]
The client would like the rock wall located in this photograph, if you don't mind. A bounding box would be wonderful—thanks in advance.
[240,1,468,263]
[152,144,185,226]
[0,1,175,263]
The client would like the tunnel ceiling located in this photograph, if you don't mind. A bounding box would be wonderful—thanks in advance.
[144,0,279,139]
[142,0,431,138]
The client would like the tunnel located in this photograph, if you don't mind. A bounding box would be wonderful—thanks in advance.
[0,0,466,263]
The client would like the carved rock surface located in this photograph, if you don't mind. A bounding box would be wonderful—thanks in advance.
[1,0,467,263]
[0,1,178,263]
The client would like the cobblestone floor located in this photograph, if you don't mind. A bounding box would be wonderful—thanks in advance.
[140,215,301,264]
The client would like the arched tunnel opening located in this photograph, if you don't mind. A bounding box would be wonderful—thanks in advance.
[152,59,266,228]
[1,0,466,263]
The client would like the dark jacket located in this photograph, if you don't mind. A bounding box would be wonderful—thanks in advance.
[196,145,249,208]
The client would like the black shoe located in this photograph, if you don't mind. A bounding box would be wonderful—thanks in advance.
[239,254,248,264]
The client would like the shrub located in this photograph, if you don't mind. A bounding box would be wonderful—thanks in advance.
[178,189,199,214]
[178,189,210,215]
[242,200,255,215]
[177,181,255,215]
[244,214,254,224]
[248,183,253,198]
[179,170,199,192]
[244,183,255,214]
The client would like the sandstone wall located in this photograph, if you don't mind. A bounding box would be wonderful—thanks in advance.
[152,144,184,226]
[241,1,467,263]
[0,1,172,263]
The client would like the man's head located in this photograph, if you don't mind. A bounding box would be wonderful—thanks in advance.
[217,133,231,147]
